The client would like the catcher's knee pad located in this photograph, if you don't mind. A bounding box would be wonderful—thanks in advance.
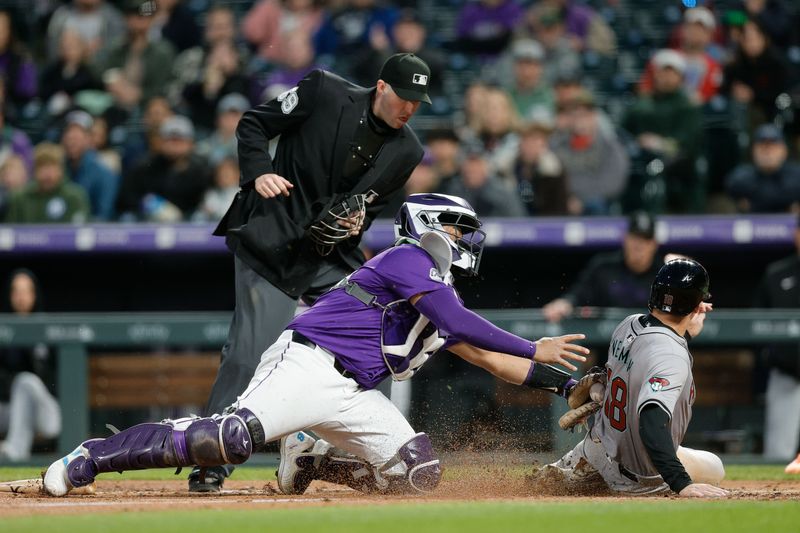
[395,432,441,493]
[85,410,256,475]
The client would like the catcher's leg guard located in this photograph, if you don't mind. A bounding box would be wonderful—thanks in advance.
[314,432,441,494]
[56,409,260,491]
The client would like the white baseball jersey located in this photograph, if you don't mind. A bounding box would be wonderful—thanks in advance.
[593,314,695,476]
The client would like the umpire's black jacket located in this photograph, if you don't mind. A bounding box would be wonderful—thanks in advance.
[754,254,800,378]
[215,70,424,298]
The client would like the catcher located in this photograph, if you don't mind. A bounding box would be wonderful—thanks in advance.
[44,193,592,497]
[551,258,729,498]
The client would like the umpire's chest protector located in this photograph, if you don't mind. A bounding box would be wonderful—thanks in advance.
[218,70,423,297]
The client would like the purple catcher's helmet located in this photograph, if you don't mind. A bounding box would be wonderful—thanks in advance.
[394,193,486,276]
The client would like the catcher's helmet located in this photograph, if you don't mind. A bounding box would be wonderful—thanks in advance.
[394,193,485,276]
[648,258,711,316]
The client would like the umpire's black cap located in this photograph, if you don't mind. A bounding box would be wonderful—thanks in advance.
[379,53,432,104]
[627,211,656,240]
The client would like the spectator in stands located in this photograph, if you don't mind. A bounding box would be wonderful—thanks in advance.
[61,110,119,221]
[117,115,211,221]
[426,128,461,191]
[623,50,704,213]
[639,8,723,105]
[350,10,446,97]
[553,73,614,135]
[6,142,89,224]
[542,211,662,323]
[378,153,442,219]
[39,30,104,116]
[0,269,61,462]
[46,0,125,62]
[196,157,239,223]
[520,3,581,84]
[551,90,628,215]
[121,95,173,172]
[458,81,490,141]
[93,0,176,113]
[90,115,122,176]
[0,155,28,220]
[514,119,568,216]
[196,93,249,166]
[440,143,525,217]
[537,0,616,56]
[725,124,800,213]
[741,0,792,47]
[0,8,37,116]
[754,215,800,467]
[169,5,245,108]
[242,0,322,64]
[182,37,249,131]
[505,39,555,121]
[723,18,792,127]
[0,81,34,174]
[455,0,522,57]
[462,86,520,183]
[252,31,319,104]
[148,0,200,53]
[313,0,399,58]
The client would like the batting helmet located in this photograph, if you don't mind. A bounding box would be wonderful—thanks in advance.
[394,193,485,276]
[648,258,710,316]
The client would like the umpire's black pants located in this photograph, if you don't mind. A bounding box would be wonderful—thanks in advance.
[204,256,351,418]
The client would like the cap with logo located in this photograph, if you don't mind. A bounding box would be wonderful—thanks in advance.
[64,110,94,131]
[752,123,784,144]
[160,116,195,140]
[379,53,431,104]
[627,210,656,239]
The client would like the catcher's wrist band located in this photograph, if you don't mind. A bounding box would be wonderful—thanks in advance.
[523,362,574,395]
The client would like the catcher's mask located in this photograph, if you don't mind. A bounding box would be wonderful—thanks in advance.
[308,193,375,256]
[394,193,486,277]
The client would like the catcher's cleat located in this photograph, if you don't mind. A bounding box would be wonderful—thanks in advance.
[276,431,318,494]
[43,440,101,497]
[188,465,229,493]
[786,454,800,475]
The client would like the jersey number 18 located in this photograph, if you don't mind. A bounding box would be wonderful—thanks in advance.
[603,377,628,431]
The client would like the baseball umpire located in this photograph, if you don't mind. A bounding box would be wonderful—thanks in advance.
[194,54,434,491]
[43,193,591,497]
[548,259,729,498]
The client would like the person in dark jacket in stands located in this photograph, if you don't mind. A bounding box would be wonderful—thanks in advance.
[542,211,662,322]
[0,269,61,462]
[726,124,800,213]
[116,115,211,221]
[754,215,800,471]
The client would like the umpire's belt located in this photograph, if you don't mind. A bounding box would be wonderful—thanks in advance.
[290,330,354,379]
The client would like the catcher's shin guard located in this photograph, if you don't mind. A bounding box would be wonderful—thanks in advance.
[308,433,441,494]
[63,409,259,486]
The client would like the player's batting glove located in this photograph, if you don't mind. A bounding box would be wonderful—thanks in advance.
[565,366,606,410]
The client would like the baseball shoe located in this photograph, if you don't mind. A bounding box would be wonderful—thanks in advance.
[43,441,99,497]
[276,431,318,495]
[188,465,230,493]
[785,454,800,474]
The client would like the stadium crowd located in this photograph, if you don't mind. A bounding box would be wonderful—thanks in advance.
[0,0,798,223]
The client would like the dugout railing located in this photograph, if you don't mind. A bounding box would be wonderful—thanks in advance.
[0,308,796,455]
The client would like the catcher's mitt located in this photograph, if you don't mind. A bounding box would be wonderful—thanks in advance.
[558,400,602,430]
[566,366,607,410]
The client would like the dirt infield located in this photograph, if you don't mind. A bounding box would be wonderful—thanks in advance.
[2,471,798,517]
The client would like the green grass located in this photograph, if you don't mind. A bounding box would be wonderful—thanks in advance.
[5,501,800,533]
[0,463,795,483]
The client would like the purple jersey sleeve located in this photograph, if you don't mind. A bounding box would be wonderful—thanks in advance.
[368,244,450,301]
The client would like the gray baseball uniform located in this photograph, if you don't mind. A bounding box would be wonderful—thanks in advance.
[551,313,696,494]
[594,313,695,476]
